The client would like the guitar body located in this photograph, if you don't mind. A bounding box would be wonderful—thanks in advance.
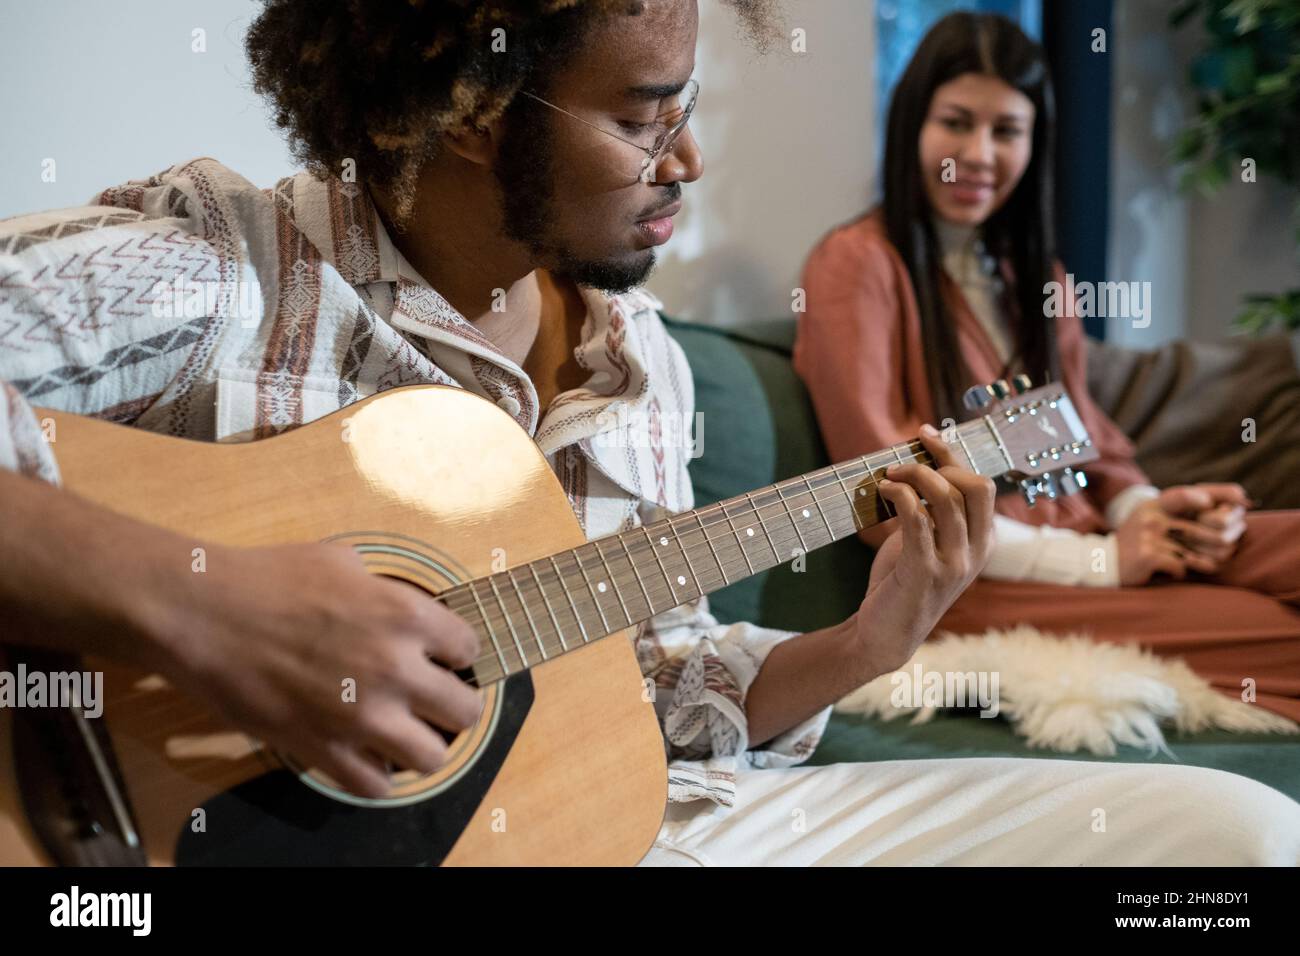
[0,386,667,865]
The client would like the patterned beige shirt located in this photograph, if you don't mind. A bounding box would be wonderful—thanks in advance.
[0,158,829,807]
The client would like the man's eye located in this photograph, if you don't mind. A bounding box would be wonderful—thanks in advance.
[619,119,659,134]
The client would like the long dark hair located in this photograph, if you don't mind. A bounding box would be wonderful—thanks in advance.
[882,11,1059,426]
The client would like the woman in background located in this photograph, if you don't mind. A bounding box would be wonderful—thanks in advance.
[795,11,1300,721]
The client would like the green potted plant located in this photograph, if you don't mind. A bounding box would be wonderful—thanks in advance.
[1170,0,1300,334]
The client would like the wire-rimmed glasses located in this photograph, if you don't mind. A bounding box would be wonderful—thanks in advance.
[519,79,699,184]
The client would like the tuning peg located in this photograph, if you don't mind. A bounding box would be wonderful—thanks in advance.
[990,379,1012,400]
[962,384,993,411]
[1036,474,1059,500]
[1019,478,1038,507]
[1058,467,1088,496]
[1012,374,1032,394]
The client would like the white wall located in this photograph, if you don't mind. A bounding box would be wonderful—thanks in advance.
[649,0,878,326]
[1108,0,1298,348]
[0,0,296,218]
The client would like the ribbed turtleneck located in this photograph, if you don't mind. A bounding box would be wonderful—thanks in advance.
[932,217,1014,369]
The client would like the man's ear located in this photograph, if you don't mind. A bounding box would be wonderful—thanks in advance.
[441,118,500,167]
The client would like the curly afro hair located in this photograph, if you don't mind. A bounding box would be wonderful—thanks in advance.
[246,0,779,220]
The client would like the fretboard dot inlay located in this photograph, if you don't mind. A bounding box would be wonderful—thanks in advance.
[802,509,810,518]
[677,575,686,586]
[596,581,607,593]
[746,528,754,537]
[660,536,668,546]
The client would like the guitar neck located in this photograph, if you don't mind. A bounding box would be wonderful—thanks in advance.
[440,415,1018,687]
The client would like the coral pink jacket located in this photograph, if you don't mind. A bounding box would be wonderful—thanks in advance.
[794,210,1150,535]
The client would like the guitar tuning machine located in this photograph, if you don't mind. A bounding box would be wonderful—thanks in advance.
[1058,467,1088,496]
[1019,474,1057,506]
[964,376,1025,411]
[1020,467,1088,507]
[962,384,994,411]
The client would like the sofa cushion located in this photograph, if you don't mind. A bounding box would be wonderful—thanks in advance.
[810,711,1300,800]
[661,316,874,633]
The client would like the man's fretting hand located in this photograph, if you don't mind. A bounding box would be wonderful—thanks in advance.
[850,424,996,675]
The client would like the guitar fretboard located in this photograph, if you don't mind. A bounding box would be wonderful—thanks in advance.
[440,419,1014,686]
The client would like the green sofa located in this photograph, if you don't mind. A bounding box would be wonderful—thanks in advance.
[662,315,1300,801]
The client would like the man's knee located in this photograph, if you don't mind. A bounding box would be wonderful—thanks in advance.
[1148,765,1300,865]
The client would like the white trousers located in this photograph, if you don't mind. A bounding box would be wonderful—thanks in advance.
[638,758,1300,866]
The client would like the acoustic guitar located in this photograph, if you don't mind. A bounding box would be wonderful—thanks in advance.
[0,376,1097,866]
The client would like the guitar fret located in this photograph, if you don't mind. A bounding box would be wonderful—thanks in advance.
[467,581,509,675]
[959,425,998,476]
[592,538,634,625]
[643,526,682,604]
[775,483,809,556]
[616,534,656,617]
[487,574,530,670]
[832,464,854,503]
[803,473,837,540]
[693,511,729,586]
[953,427,980,475]
[721,499,756,576]
[667,519,704,595]
[743,490,782,564]
[983,414,1016,470]
[572,546,612,633]
[833,463,867,529]
[549,555,591,645]
[506,568,548,662]
[865,454,896,519]
[529,563,568,652]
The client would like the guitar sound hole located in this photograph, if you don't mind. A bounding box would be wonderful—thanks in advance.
[290,574,484,794]
[379,718,461,777]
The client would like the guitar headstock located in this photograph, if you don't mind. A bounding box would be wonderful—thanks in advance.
[963,376,1100,507]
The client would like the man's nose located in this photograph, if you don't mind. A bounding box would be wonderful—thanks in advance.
[652,126,704,185]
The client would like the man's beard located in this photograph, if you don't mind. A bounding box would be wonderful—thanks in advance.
[493,105,657,294]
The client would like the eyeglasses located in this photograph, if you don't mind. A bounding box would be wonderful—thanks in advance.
[520,79,699,184]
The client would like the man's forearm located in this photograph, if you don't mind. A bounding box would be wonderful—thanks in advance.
[744,614,882,748]
[0,469,184,670]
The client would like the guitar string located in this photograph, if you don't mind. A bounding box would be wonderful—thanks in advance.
[92,455,927,781]
[106,434,1004,711]
[83,432,1019,780]
[83,413,1057,783]
[450,435,1015,681]
[452,436,1014,678]
[442,450,920,622]
[104,433,1011,702]
[97,468,859,713]
[443,429,1007,627]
